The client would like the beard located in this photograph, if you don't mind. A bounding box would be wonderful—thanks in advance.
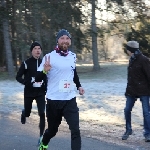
[58,42,70,51]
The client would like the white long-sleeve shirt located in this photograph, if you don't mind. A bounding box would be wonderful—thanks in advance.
[38,50,76,100]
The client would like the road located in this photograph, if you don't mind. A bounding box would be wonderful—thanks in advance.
[0,113,133,150]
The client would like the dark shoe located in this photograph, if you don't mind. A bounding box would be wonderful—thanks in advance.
[145,135,150,142]
[21,109,26,124]
[122,129,132,140]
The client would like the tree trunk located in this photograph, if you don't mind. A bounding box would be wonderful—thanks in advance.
[33,3,43,57]
[12,0,17,71]
[35,23,43,57]
[2,18,15,78]
[91,0,100,71]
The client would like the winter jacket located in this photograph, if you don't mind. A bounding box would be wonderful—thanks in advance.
[16,56,47,97]
[125,53,150,96]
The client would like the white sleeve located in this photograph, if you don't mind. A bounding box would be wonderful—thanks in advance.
[37,54,50,71]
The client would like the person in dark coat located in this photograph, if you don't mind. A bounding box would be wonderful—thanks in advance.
[122,41,150,142]
[16,41,47,145]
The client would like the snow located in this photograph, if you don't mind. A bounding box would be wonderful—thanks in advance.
[0,61,143,126]
[0,61,148,149]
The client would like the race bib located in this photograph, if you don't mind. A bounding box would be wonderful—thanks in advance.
[31,77,43,87]
[59,80,73,92]
[33,81,43,87]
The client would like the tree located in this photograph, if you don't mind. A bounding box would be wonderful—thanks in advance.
[91,0,100,71]
[41,0,85,52]
[126,19,150,55]
[106,0,150,55]
[1,0,15,78]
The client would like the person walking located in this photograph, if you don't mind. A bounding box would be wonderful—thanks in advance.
[35,29,85,150]
[16,41,47,144]
[122,41,150,142]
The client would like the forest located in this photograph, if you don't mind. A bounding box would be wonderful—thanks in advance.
[0,0,150,78]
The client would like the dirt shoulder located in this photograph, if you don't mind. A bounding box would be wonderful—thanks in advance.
[79,121,150,150]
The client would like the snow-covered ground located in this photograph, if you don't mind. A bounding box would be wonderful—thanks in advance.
[0,61,149,149]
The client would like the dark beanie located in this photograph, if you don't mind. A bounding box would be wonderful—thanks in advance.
[126,41,139,53]
[30,41,42,51]
[56,29,71,42]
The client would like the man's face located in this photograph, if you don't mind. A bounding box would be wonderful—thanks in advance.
[31,46,42,59]
[57,35,71,50]
[126,50,133,56]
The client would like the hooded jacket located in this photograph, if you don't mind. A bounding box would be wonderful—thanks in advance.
[16,56,47,97]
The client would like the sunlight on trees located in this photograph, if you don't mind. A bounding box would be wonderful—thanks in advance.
[0,0,150,77]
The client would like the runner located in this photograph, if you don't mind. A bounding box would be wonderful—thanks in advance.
[16,41,47,145]
[35,29,85,150]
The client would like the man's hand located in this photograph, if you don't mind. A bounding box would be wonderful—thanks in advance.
[78,87,85,95]
[44,55,52,72]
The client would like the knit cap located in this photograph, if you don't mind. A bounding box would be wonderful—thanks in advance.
[56,29,71,42]
[30,41,42,51]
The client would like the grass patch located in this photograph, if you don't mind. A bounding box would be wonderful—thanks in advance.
[0,62,128,81]
[0,72,16,80]
[76,62,128,80]
[0,72,9,80]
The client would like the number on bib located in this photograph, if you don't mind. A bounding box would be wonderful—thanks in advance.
[59,80,73,92]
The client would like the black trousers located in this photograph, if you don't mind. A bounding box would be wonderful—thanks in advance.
[42,97,81,150]
[24,95,46,136]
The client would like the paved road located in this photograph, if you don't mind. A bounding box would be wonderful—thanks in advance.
[0,113,134,150]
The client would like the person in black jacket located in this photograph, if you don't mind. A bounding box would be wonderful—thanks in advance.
[122,41,150,142]
[16,41,47,145]
[36,29,85,150]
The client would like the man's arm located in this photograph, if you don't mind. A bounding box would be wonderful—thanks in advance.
[35,71,46,82]
[35,54,52,82]
[73,67,81,89]
[142,57,150,84]
[16,62,26,85]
